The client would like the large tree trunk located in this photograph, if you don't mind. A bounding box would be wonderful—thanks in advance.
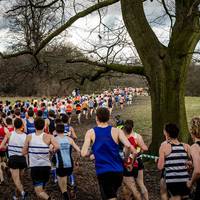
[149,60,189,153]
[120,0,200,154]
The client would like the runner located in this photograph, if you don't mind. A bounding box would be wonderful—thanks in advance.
[88,97,94,117]
[108,96,113,114]
[0,118,28,199]
[81,107,137,200]
[66,100,73,124]
[45,110,56,135]
[125,120,149,200]
[187,117,200,200]
[0,115,9,185]
[23,117,59,200]
[6,117,14,133]
[76,103,82,124]
[122,121,142,200]
[24,109,35,135]
[61,114,77,140]
[124,120,149,200]
[82,100,88,120]
[158,123,191,200]
[54,123,80,200]
[119,95,125,110]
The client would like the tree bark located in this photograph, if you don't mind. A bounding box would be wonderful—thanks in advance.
[149,60,189,153]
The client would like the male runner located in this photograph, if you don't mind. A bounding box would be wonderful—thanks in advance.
[81,107,136,200]
[23,117,59,200]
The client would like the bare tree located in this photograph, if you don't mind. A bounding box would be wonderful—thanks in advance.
[1,0,200,152]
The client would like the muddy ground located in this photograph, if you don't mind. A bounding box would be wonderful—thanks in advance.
[0,101,161,200]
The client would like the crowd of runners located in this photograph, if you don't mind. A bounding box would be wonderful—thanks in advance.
[0,87,199,200]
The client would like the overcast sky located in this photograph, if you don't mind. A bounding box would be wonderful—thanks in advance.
[0,0,171,53]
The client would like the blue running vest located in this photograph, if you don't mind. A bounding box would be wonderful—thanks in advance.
[92,126,123,175]
[26,119,35,134]
[55,136,72,168]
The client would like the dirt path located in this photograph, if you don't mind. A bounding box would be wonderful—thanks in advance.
[0,103,161,200]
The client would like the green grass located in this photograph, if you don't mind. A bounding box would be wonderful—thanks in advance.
[120,96,200,144]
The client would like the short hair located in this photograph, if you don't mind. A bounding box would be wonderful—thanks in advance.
[28,109,34,117]
[14,118,23,129]
[124,120,134,134]
[61,114,69,123]
[56,123,64,133]
[164,123,179,139]
[96,107,110,123]
[6,117,13,125]
[55,118,62,125]
[48,110,55,118]
[14,109,21,116]
[37,110,43,117]
[190,117,200,138]
[34,117,45,130]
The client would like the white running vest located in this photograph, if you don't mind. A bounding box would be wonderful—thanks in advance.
[8,131,26,157]
[29,132,51,167]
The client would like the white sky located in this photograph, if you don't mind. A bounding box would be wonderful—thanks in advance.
[0,1,171,55]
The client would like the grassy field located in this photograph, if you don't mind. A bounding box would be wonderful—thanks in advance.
[120,96,200,144]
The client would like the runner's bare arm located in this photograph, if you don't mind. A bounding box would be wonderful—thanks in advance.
[189,145,200,185]
[137,135,148,151]
[157,144,165,170]
[81,130,92,157]
[50,135,59,152]
[0,131,11,149]
[70,127,78,139]
[22,135,31,155]
[68,137,80,153]
[23,120,27,133]
[45,119,49,133]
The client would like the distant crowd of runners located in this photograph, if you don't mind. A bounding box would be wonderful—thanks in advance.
[0,87,199,200]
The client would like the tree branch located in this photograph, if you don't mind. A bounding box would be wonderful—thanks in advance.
[1,0,119,59]
[66,58,145,76]
[120,0,166,73]
[0,50,33,59]
[34,0,120,55]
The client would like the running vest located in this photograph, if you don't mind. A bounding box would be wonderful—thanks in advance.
[20,112,26,119]
[8,127,14,133]
[29,132,51,167]
[8,131,26,157]
[42,109,48,119]
[66,105,73,113]
[0,127,6,151]
[165,143,189,183]
[48,118,55,134]
[55,136,72,168]
[64,124,70,136]
[26,118,35,134]
[108,98,112,107]
[92,126,123,175]
[88,100,94,108]
[76,105,81,111]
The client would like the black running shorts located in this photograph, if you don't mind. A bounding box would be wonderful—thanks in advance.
[8,155,27,169]
[31,166,51,187]
[137,157,144,170]
[167,182,190,197]
[0,151,6,158]
[56,167,73,177]
[123,167,138,178]
[97,172,123,200]
[194,180,200,200]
